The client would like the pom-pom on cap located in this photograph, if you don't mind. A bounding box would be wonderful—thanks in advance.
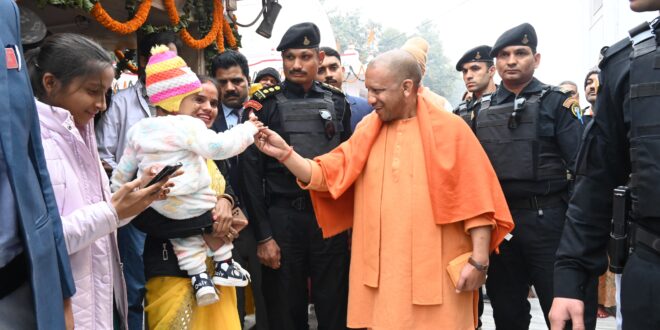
[145,45,201,112]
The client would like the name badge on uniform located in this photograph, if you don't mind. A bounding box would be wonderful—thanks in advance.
[5,45,21,71]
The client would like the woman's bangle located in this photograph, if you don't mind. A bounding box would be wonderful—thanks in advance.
[278,146,294,163]
[220,194,235,208]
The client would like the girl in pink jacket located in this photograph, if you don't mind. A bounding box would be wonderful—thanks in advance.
[26,33,172,329]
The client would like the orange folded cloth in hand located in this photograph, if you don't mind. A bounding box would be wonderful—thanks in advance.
[447,252,472,288]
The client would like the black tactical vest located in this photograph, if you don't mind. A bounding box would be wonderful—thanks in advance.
[475,88,566,181]
[454,95,493,131]
[275,91,343,159]
[626,19,660,219]
[454,101,471,125]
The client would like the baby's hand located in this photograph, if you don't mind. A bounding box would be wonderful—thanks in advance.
[248,110,258,122]
[253,120,265,130]
[248,111,266,131]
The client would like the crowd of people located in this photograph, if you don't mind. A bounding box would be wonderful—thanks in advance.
[2,0,660,329]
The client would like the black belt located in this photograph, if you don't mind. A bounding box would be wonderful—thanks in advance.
[270,195,313,212]
[633,225,660,256]
[506,193,566,210]
[0,252,27,299]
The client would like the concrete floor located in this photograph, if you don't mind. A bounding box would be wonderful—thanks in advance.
[480,298,618,330]
[244,297,619,329]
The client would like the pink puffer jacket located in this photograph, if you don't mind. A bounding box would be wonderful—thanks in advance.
[36,99,128,329]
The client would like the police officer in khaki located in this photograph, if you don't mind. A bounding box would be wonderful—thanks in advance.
[477,23,585,330]
[239,22,352,330]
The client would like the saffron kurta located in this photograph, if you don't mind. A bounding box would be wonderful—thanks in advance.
[307,119,488,329]
[299,93,514,330]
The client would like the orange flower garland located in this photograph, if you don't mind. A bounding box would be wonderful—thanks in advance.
[164,0,223,50]
[216,16,225,52]
[90,0,152,35]
[223,18,237,49]
[89,0,239,51]
[217,15,238,52]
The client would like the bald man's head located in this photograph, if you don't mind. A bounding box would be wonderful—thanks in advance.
[365,50,421,122]
[369,50,423,87]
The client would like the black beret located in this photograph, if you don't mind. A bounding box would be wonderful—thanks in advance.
[455,45,493,71]
[255,67,281,84]
[276,22,320,51]
[490,23,537,57]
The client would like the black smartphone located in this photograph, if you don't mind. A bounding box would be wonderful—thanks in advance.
[145,162,183,188]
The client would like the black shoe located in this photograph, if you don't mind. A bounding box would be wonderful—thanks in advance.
[213,260,250,287]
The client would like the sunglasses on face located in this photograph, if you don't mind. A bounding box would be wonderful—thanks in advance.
[319,109,336,140]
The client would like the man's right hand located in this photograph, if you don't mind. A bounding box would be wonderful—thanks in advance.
[257,239,281,269]
[549,297,585,330]
[255,128,291,159]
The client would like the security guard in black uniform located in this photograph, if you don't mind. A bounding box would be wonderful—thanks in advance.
[476,23,585,330]
[454,45,497,131]
[550,3,660,329]
[239,22,351,330]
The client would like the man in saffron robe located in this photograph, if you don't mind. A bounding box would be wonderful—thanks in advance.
[254,50,514,329]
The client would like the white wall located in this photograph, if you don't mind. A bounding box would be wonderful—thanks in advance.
[576,0,656,105]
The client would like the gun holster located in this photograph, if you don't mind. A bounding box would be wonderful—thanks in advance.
[608,186,631,274]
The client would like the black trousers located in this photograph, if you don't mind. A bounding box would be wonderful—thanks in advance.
[486,204,596,330]
[621,245,660,329]
[261,205,349,330]
[234,222,269,329]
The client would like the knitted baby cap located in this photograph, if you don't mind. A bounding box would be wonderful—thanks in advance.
[145,45,201,112]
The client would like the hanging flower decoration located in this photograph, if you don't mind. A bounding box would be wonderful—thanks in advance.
[113,49,139,78]
[90,0,152,35]
[215,10,239,52]
[49,0,241,52]
[164,0,223,50]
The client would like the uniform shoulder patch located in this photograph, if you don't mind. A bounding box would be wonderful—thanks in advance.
[562,97,577,109]
[562,98,582,119]
[243,99,263,112]
[251,84,282,101]
[319,82,345,96]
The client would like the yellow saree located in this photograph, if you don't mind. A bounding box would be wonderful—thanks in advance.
[144,160,241,329]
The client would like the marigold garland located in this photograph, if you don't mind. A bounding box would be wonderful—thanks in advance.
[90,0,152,35]
[223,19,237,49]
[87,0,239,51]
[217,16,238,52]
[216,17,225,52]
[164,0,223,50]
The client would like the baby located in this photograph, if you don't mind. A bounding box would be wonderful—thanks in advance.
[112,45,260,306]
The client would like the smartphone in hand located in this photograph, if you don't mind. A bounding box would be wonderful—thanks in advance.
[145,162,183,188]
